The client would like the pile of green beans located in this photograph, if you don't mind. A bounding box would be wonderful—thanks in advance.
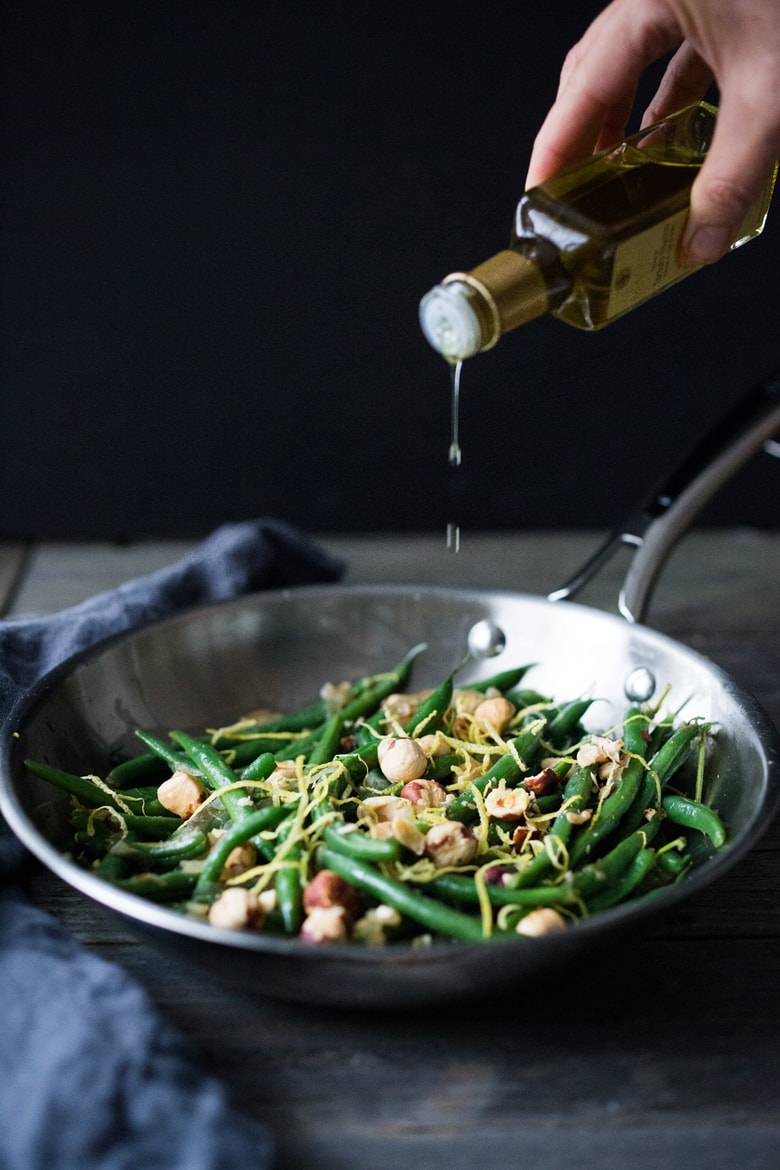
[24,646,727,946]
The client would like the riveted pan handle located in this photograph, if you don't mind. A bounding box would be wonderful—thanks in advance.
[549,371,780,624]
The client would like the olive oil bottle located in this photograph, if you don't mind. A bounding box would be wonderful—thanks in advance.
[419,102,777,361]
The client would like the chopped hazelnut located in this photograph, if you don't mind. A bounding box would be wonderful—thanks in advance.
[208,887,265,932]
[157,770,208,819]
[303,869,361,920]
[222,841,257,878]
[515,907,567,937]
[424,821,478,868]
[484,786,531,822]
[577,735,623,769]
[353,904,403,946]
[358,795,412,824]
[300,905,351,944]
[523,767,560,797]
[382,689,434,721]
[565,809,592,825]
[399,778,447,809]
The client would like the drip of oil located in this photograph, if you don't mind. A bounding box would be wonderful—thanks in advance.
[448,359,462,468]
[446,360,463,551]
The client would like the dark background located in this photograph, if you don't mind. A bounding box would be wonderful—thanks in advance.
[1,0,778,540]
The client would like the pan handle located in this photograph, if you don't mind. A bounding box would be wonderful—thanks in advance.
[548,370,780,624]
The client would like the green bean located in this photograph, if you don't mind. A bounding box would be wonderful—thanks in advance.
[169,731,252,824]
[307,714,346,767]
[272,725,330,763]
[585,848,657,912]
[546,697,596,745]
[74,827,113,859]
[95,852,131,881]
[210,700,328,742]
[503,687,552,709]
[428,873,574,908]
[73,810,182,839]
[469,665,535,694]
[334,741,381,778]
[110,826,210,868]
[239,750,278,783]
[323,848,486,942]
[106,751,170,789]
[652,722,708,788]
[572,823,660,901]
[656,846,692,876]
[25,759,132,812]
[405,667,457,736]
[274,827,304,934]
[221,738,296,767]
[662,793,726,847]
[336,644,426,724]
[112,871,199,903]
[512,765,593,888]
[134,731,204,778]
[428,752,465,782]
[323,823,401,863]
[193,805,290,901]
[567,706,653,865]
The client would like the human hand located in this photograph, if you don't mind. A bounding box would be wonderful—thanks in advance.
[525,0,780,265]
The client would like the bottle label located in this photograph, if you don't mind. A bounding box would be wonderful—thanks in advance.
[607,167,776,321]
[607,207,692,321]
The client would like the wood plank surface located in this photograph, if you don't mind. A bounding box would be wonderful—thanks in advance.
[6,529,780,1170]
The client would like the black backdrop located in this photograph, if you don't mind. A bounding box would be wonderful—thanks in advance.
[1,0,778,539]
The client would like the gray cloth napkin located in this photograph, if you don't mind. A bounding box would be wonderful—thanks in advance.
[0,518,345,1170]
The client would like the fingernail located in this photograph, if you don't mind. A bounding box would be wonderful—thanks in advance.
[682,224,731,266]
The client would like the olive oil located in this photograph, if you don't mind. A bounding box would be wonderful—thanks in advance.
[420,102,777,360]
[445,359,463,552]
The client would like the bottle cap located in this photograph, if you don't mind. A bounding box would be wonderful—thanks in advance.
[418,281,485,361]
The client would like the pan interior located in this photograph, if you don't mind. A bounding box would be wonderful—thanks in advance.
[2,584,777,1005]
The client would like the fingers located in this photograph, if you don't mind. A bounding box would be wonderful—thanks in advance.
[682,92,780,264]
[525,0,682,188]
[640,41,714,127]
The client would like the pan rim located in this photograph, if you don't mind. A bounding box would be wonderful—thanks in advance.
[2,580,779,972]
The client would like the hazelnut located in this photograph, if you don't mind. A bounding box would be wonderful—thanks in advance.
[303,869,361,920]
[222,841,257,878]
[523,768,560,797]
[473,696,516,734]
[417,731,450,757]
[484,786,531,822]
[300,905,351,944]
[576,735,623,769]
[399,778,447,809]
[358,795,412,824]
[424,821,478,868]
[452,688,488,715]
[157,770,208,819]
[383,689,434,721]
[207,887,265,932]
[515,907,567,937]
[377,737,428,783]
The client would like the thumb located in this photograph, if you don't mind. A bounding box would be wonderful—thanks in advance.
[682,96,779,265]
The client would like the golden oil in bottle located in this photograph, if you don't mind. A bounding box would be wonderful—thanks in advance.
[419,102,777,360]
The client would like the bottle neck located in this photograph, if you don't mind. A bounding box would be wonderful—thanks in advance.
[446,249,550,345]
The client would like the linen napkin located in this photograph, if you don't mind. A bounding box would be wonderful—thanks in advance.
[0,518,345,1170]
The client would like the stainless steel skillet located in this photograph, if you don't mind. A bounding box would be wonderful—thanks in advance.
[1,376,779,1008]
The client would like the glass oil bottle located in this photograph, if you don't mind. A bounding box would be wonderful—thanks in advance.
[419,101,777,362]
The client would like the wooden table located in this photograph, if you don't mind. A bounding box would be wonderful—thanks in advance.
[2,530,780,1170]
